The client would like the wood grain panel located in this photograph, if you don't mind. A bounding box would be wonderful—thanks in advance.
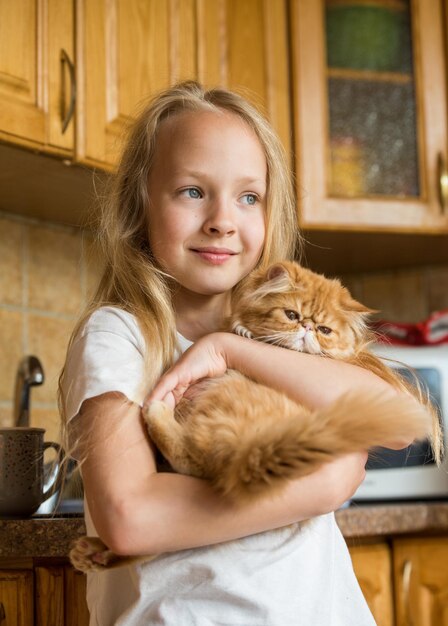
[0,570,33,626]
[197,0,292,155]
[349,542,394,626]
[77,0,197,168]
[35,566,64,626]
[64,567,90,626]
[0,0,74,151]
[394,537,448,626]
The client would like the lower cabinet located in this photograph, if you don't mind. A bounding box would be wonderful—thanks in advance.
[349,536,448,626]
[393,538,448,626]
[0,570,33,626]
[2,537,448,625]
[0,563,89,626]
[349,542,394,626]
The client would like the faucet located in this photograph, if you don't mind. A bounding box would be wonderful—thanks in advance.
[14,355,44,427]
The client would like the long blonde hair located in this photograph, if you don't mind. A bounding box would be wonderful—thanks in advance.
[58,81,299,436]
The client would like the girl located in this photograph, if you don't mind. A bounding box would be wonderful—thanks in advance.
[60,81,391,625]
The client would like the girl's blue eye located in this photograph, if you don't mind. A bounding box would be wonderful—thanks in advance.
[182,188,201,199]
[241,193,258,205]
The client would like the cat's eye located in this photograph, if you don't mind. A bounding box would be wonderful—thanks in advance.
[284,309,300,321]
[317,325,332,335]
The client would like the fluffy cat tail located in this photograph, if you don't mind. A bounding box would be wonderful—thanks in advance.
[211,391,432,500]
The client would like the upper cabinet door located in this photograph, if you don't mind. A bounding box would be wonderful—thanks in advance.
[76,0,198,169]
[0,0,75,153]
[76,0,291,170]
[291,0,448,232]
[196,0,292,158]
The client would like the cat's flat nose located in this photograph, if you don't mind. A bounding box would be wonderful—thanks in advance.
[304,323,313,331]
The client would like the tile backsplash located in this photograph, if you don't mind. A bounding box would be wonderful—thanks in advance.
[0,212,101,441]
[0,210,447,442]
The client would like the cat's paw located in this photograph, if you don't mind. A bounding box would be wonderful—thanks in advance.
[233,323,253,339]
[69,536,120,573]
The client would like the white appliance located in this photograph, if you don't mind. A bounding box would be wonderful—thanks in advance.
[353,344,448,501]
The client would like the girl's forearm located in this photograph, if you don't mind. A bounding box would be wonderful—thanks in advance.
[100,451,367,556]
[222,333,395,409]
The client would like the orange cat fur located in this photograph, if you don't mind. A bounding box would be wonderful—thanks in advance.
[144,261,438,501]
[70,261,439,572]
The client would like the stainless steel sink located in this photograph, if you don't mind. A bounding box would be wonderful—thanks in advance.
[33,498,84,517]
[54,498,84,515]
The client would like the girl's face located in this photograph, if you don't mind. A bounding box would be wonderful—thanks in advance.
[147,109,266,298]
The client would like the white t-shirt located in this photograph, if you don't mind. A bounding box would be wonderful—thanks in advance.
[63,306,376,626]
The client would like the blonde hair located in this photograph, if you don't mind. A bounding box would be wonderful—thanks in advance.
[58,80,300,443]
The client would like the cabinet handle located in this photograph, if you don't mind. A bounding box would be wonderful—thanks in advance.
[402,559,413,626]
[60,48,76,134]
[0,602,5,622]
[437,152,448,214]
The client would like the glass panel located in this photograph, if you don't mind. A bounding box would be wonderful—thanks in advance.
[324,0,419,199]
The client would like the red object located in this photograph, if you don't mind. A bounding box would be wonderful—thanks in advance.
[372,309,448,346]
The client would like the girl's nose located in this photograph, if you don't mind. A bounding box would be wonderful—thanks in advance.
[203,198,236,236]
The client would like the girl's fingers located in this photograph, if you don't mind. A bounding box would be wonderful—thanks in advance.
[161,391,176,409]
[145,371,190,405]
[172,384,189,403]
[147,368,179,399]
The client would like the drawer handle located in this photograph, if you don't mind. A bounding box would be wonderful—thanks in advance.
[0,602,5,622]
[437,152,448,214]
[402,559,413,626]
[60,48,76,134]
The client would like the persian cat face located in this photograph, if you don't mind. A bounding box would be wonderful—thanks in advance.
[231,262,374,359]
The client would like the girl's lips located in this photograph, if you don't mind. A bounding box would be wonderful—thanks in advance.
[191,248,236,265]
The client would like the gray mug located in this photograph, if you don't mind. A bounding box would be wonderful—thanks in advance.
[0,427,63,518]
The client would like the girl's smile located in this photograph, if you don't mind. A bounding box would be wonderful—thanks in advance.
[190,246,238,265]
[147,109,267,301]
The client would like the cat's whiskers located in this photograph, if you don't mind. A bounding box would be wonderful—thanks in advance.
[255,330,301,349]
[254,333,286,346]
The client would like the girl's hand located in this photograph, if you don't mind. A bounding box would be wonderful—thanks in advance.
[144,332,230,409]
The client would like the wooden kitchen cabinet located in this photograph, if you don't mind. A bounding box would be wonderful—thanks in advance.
[76,0,291,169]
[393,537,448,626]
[0,0,292,225]
[0,570,33,626]
[197,0,292,158]
[291,0,448,232]
[63,566,89,626]
[0,564,88,626]
[349,542,394,626]
[35,566,64,626]
[76,0,197,168]
[349,536,448,626]
[0,0,75,155]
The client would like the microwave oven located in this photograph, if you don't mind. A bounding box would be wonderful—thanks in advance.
[353,344,448,502]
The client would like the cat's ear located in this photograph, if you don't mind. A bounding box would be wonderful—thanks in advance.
[266,263,290,281]
[341,290,378,315]
[249,262,292,298]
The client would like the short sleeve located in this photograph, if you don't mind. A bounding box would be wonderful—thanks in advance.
[62,307,146,421]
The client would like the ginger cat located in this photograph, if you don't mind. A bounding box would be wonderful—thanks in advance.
[70,262,438,572]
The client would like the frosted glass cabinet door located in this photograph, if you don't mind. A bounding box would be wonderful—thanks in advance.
[291,0,448,232]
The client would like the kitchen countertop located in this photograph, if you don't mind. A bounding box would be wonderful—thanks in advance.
[1,502,447,559]
[336,500,448,538]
